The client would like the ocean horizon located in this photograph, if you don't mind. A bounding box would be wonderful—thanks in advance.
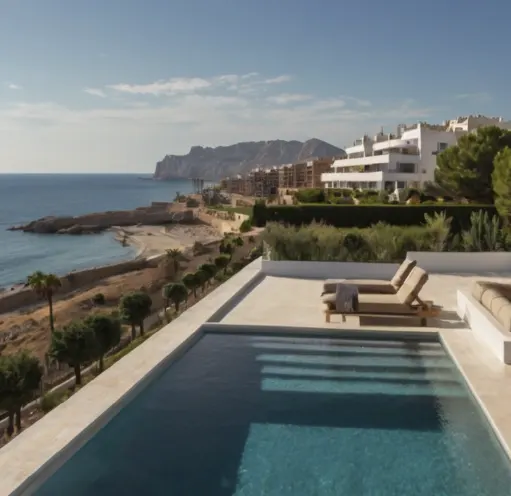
[0,174,195,289]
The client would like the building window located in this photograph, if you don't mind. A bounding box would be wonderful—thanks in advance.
[437,142,448,152]
[398,163,416,173]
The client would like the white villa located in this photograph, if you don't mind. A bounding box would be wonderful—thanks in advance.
[321,115,511,191]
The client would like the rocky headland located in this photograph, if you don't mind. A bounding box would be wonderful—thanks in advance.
[154,138,345,180]
[8,203,195,235]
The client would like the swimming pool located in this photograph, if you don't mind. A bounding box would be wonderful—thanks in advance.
[35,333,511,495]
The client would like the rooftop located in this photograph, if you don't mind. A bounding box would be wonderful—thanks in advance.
[1,258,511,493]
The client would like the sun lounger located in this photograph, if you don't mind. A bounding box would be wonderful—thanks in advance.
[322,258,417,295]
[321,266,441,326]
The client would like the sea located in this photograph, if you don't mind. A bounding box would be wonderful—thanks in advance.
[0,174,195,289]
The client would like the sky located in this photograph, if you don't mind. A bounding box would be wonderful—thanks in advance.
[0,0,509,173]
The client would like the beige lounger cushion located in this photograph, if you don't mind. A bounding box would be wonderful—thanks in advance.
[472,282,511,332]
[322,266,429,313]
[322,258,417,294]
[322,293,419,315]
[390,258,417,289]
[396,267,429,305]
[323,279,395,294]
[471,281,486,302]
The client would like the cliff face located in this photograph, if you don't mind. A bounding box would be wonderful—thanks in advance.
[154,138,345,180]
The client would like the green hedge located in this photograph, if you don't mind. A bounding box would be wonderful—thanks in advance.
[252,203,497,233]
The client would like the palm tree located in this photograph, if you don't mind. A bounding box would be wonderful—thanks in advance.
[84,314,121,373]
[162,282,188,320]
[27,271,62,333]
[219,240,234,259]
[119,291,153,339]
[50,320,97,386]
[0,352,43,436]
[214,255,230,275]
[198,263,217,286]
[182,272,200,298]
[194,269,208,293]
[165,249,182,276]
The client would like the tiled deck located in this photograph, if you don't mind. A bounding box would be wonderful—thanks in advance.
[221,273,511,331]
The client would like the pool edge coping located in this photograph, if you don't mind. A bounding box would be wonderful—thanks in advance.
[0,259,264,496]
[440,331,511,462]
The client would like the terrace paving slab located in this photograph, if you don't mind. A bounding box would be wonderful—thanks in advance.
[220,273,511,332]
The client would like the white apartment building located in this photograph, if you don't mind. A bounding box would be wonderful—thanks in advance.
[321,115,511,191]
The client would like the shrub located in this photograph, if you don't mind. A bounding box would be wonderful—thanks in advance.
[91,293,105,305]
[40,389,69,413]
[239,219,252,233]
[262,221,455,262]
[249,245,263,261]
[230,261,245,273]
[248,235,255,243]
[186,198,200,208]
[257,204,496,234]
[252,201,268,227]
[295,188,326,204]
[462,210,509,251]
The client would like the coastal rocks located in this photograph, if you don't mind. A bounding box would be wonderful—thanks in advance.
[57,225,103,235]
[8,205,196,234]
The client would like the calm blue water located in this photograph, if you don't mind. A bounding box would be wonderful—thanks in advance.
[36,334,511,496]
[0,174,195,288]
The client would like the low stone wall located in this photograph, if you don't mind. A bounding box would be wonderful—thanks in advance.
[198,209,250,234]
[0,258,150,315]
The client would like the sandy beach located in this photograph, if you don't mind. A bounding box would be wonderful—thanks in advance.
[112,223,224,258]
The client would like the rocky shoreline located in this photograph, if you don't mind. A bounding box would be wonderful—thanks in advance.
[8,203,195,235]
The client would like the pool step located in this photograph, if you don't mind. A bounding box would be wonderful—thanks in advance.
[261,377,466,398]
[251,341,447,358]
[256,353,455,370]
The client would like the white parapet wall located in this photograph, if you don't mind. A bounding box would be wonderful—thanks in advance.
[457,290,511,364]
[261,260,398,279]
[407,252,511,274]
[262,252,511,279]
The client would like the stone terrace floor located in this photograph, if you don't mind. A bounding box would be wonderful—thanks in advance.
[221,273,511,331]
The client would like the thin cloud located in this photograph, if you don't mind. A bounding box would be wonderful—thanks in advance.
[106,73,292,97]
[7,83,22,90]
[108,77,212,96]
[263,75,292,84]
[341,95,371,107]
[267,93,312,105]
[84,88,107,98]
[455,92,491,102]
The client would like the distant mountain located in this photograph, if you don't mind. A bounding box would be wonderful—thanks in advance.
[153,139,345,180]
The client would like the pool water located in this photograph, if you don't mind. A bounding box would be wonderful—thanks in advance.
[36,333,511,495]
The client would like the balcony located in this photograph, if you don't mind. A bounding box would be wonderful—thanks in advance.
[344,144,365,155]
[372,138,419,152]
[331,153,420,170]
[321,171,384,183]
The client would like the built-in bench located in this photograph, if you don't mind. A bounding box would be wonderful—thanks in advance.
[457,281,511,364]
